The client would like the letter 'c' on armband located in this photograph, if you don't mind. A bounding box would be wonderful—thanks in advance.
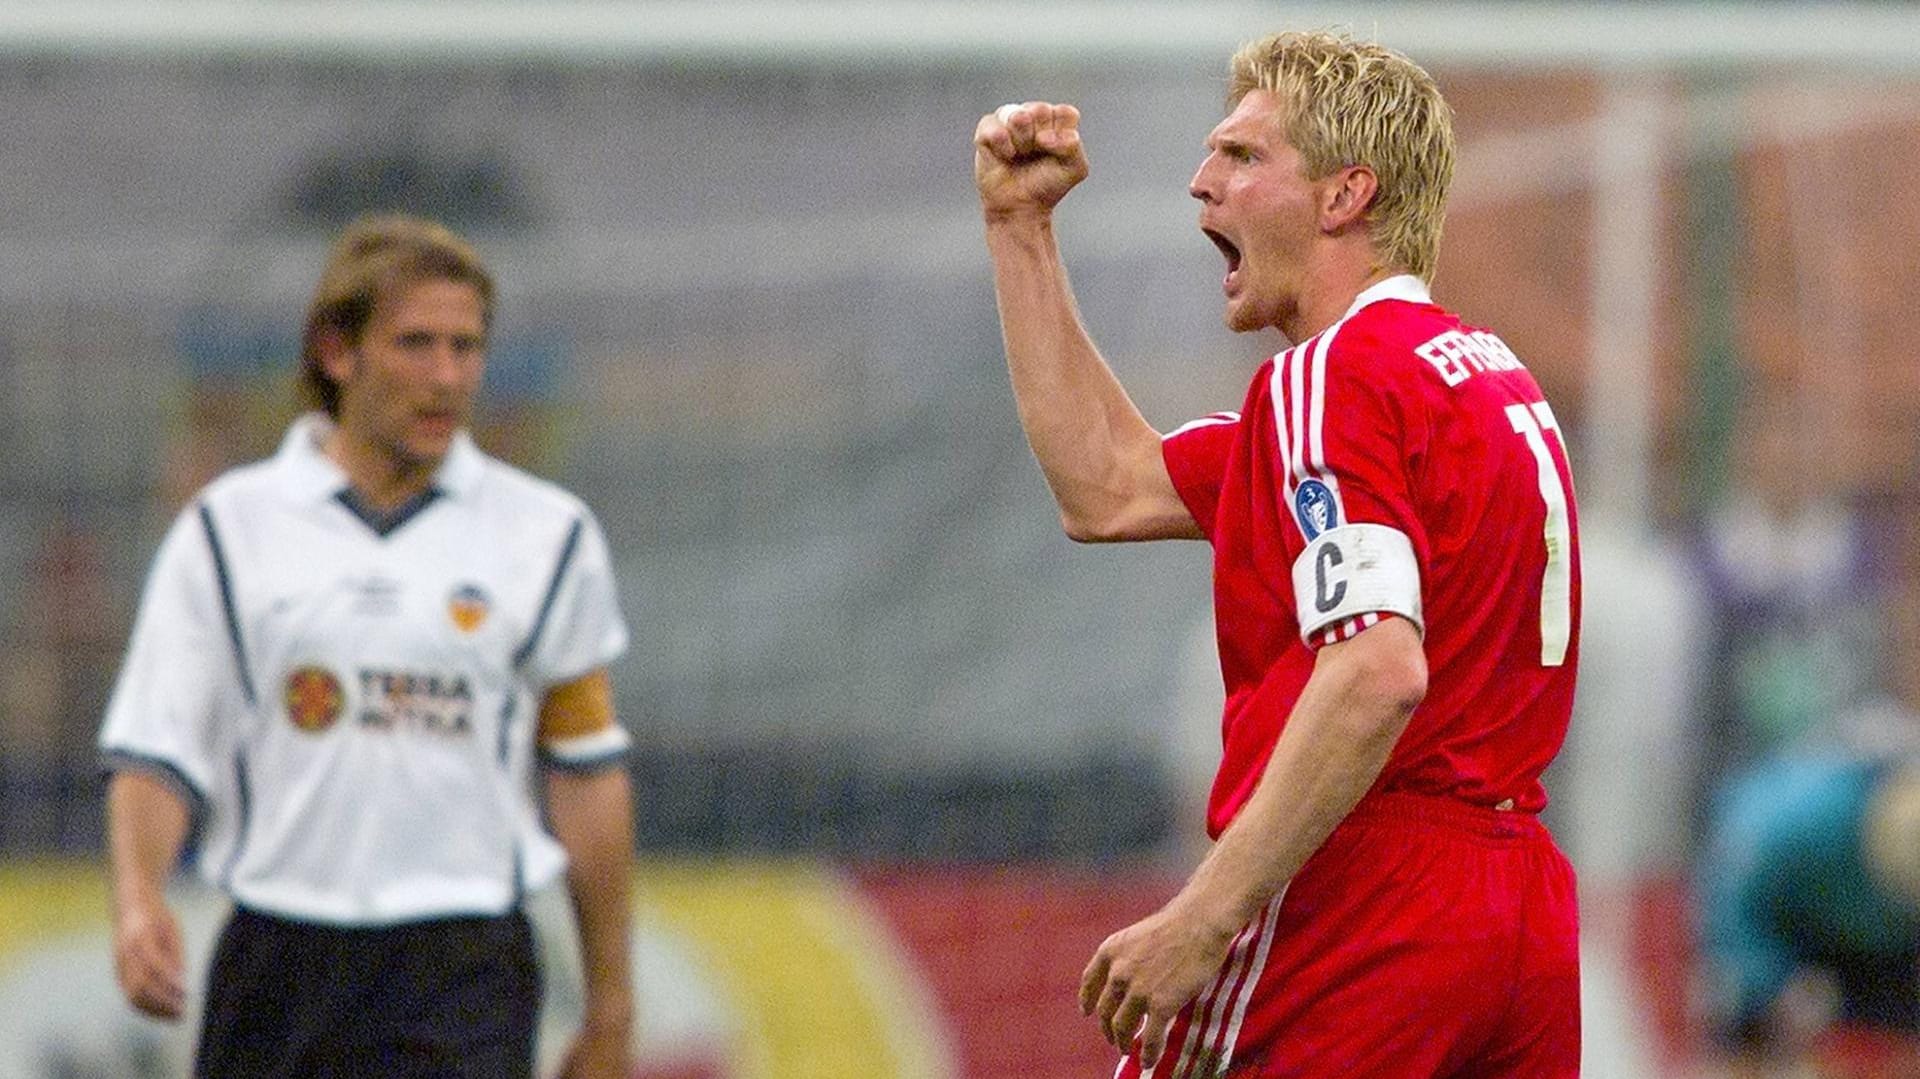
[1289,523,1424,643]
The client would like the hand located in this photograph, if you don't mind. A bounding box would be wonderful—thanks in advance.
[973,101,1090,220]
[1079,903,1237,1069]
[112,893,186,1021]
[552,993,633,1079]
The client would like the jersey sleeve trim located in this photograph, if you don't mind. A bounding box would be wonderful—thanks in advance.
[538,726,633,773]
[1319,612,1404,648]
[99,748,210,836]
[513,516,585,670]
[1164,412,1240,438]
[198,503,257,706]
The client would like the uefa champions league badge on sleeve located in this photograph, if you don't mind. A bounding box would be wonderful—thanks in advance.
[1295,479,1339,540]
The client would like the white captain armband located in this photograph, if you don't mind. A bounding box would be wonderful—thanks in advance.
[1290,523,1424,644]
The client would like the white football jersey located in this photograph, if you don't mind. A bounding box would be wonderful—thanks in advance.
[99,415,630,925]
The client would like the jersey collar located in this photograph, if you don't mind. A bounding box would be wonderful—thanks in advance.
[1342,274,1432,320]
[275,413,486,504]
[434,429,486,500]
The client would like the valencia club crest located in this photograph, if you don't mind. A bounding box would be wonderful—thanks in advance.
[284,666,344,732]
[448,583,491,633]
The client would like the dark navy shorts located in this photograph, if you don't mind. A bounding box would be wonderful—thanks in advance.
[195,906,539,1079]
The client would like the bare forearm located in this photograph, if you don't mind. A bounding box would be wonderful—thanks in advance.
[984,216,1190,541]
[1174,621,1424,933]
[106,770,193,1019]
[547,768,636,1007]
[106,771,191,910]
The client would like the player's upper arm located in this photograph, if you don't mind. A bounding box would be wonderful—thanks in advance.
[1054,423,1205,543]
[536,668,631,773]
[1313,613,1427,724]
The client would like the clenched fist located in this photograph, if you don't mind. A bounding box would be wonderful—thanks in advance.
[973,101,1089,219]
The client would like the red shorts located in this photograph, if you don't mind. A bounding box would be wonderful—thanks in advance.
[1116,792,1580,1079]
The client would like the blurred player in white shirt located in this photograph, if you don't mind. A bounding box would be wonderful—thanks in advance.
[100,214,636,1079]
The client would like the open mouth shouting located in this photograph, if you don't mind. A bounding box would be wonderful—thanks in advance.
[1203,227,1243,294]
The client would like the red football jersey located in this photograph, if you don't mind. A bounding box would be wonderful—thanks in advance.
[1163,275,1581,837]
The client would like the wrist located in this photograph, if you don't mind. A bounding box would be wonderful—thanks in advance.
[982,205,1057,230]
[1167,881,1261,944]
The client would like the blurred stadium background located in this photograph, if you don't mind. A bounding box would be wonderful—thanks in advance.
[2,2,1919,1076]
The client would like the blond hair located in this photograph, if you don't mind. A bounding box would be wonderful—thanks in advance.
[1228,31,1455,282]
[299,214,495,417]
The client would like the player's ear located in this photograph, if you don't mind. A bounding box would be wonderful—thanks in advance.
[313,326,358,384]
[1320,164,1378,233]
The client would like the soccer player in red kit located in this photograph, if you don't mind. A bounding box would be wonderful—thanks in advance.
[973,30,1581,1079]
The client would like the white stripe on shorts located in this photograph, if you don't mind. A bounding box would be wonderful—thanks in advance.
[1167,914,1259,1079]
[1212,890,1284,1075]
[1180,888,1286,1079]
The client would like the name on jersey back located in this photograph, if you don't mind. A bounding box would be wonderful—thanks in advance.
[1415,329,1525,388]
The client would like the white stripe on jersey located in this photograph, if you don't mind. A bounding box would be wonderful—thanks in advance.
[1269,319,1361,544]
[1269,346,1302,491]
[1304,324,1349,515]
[1308,329,1334,474]
[1289,340,1308,484]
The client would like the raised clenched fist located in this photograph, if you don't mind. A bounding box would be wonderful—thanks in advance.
[973,101,1090,219]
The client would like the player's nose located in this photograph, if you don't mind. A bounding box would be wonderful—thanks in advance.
[1189,155,1220,203]
[425,340,471,388]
